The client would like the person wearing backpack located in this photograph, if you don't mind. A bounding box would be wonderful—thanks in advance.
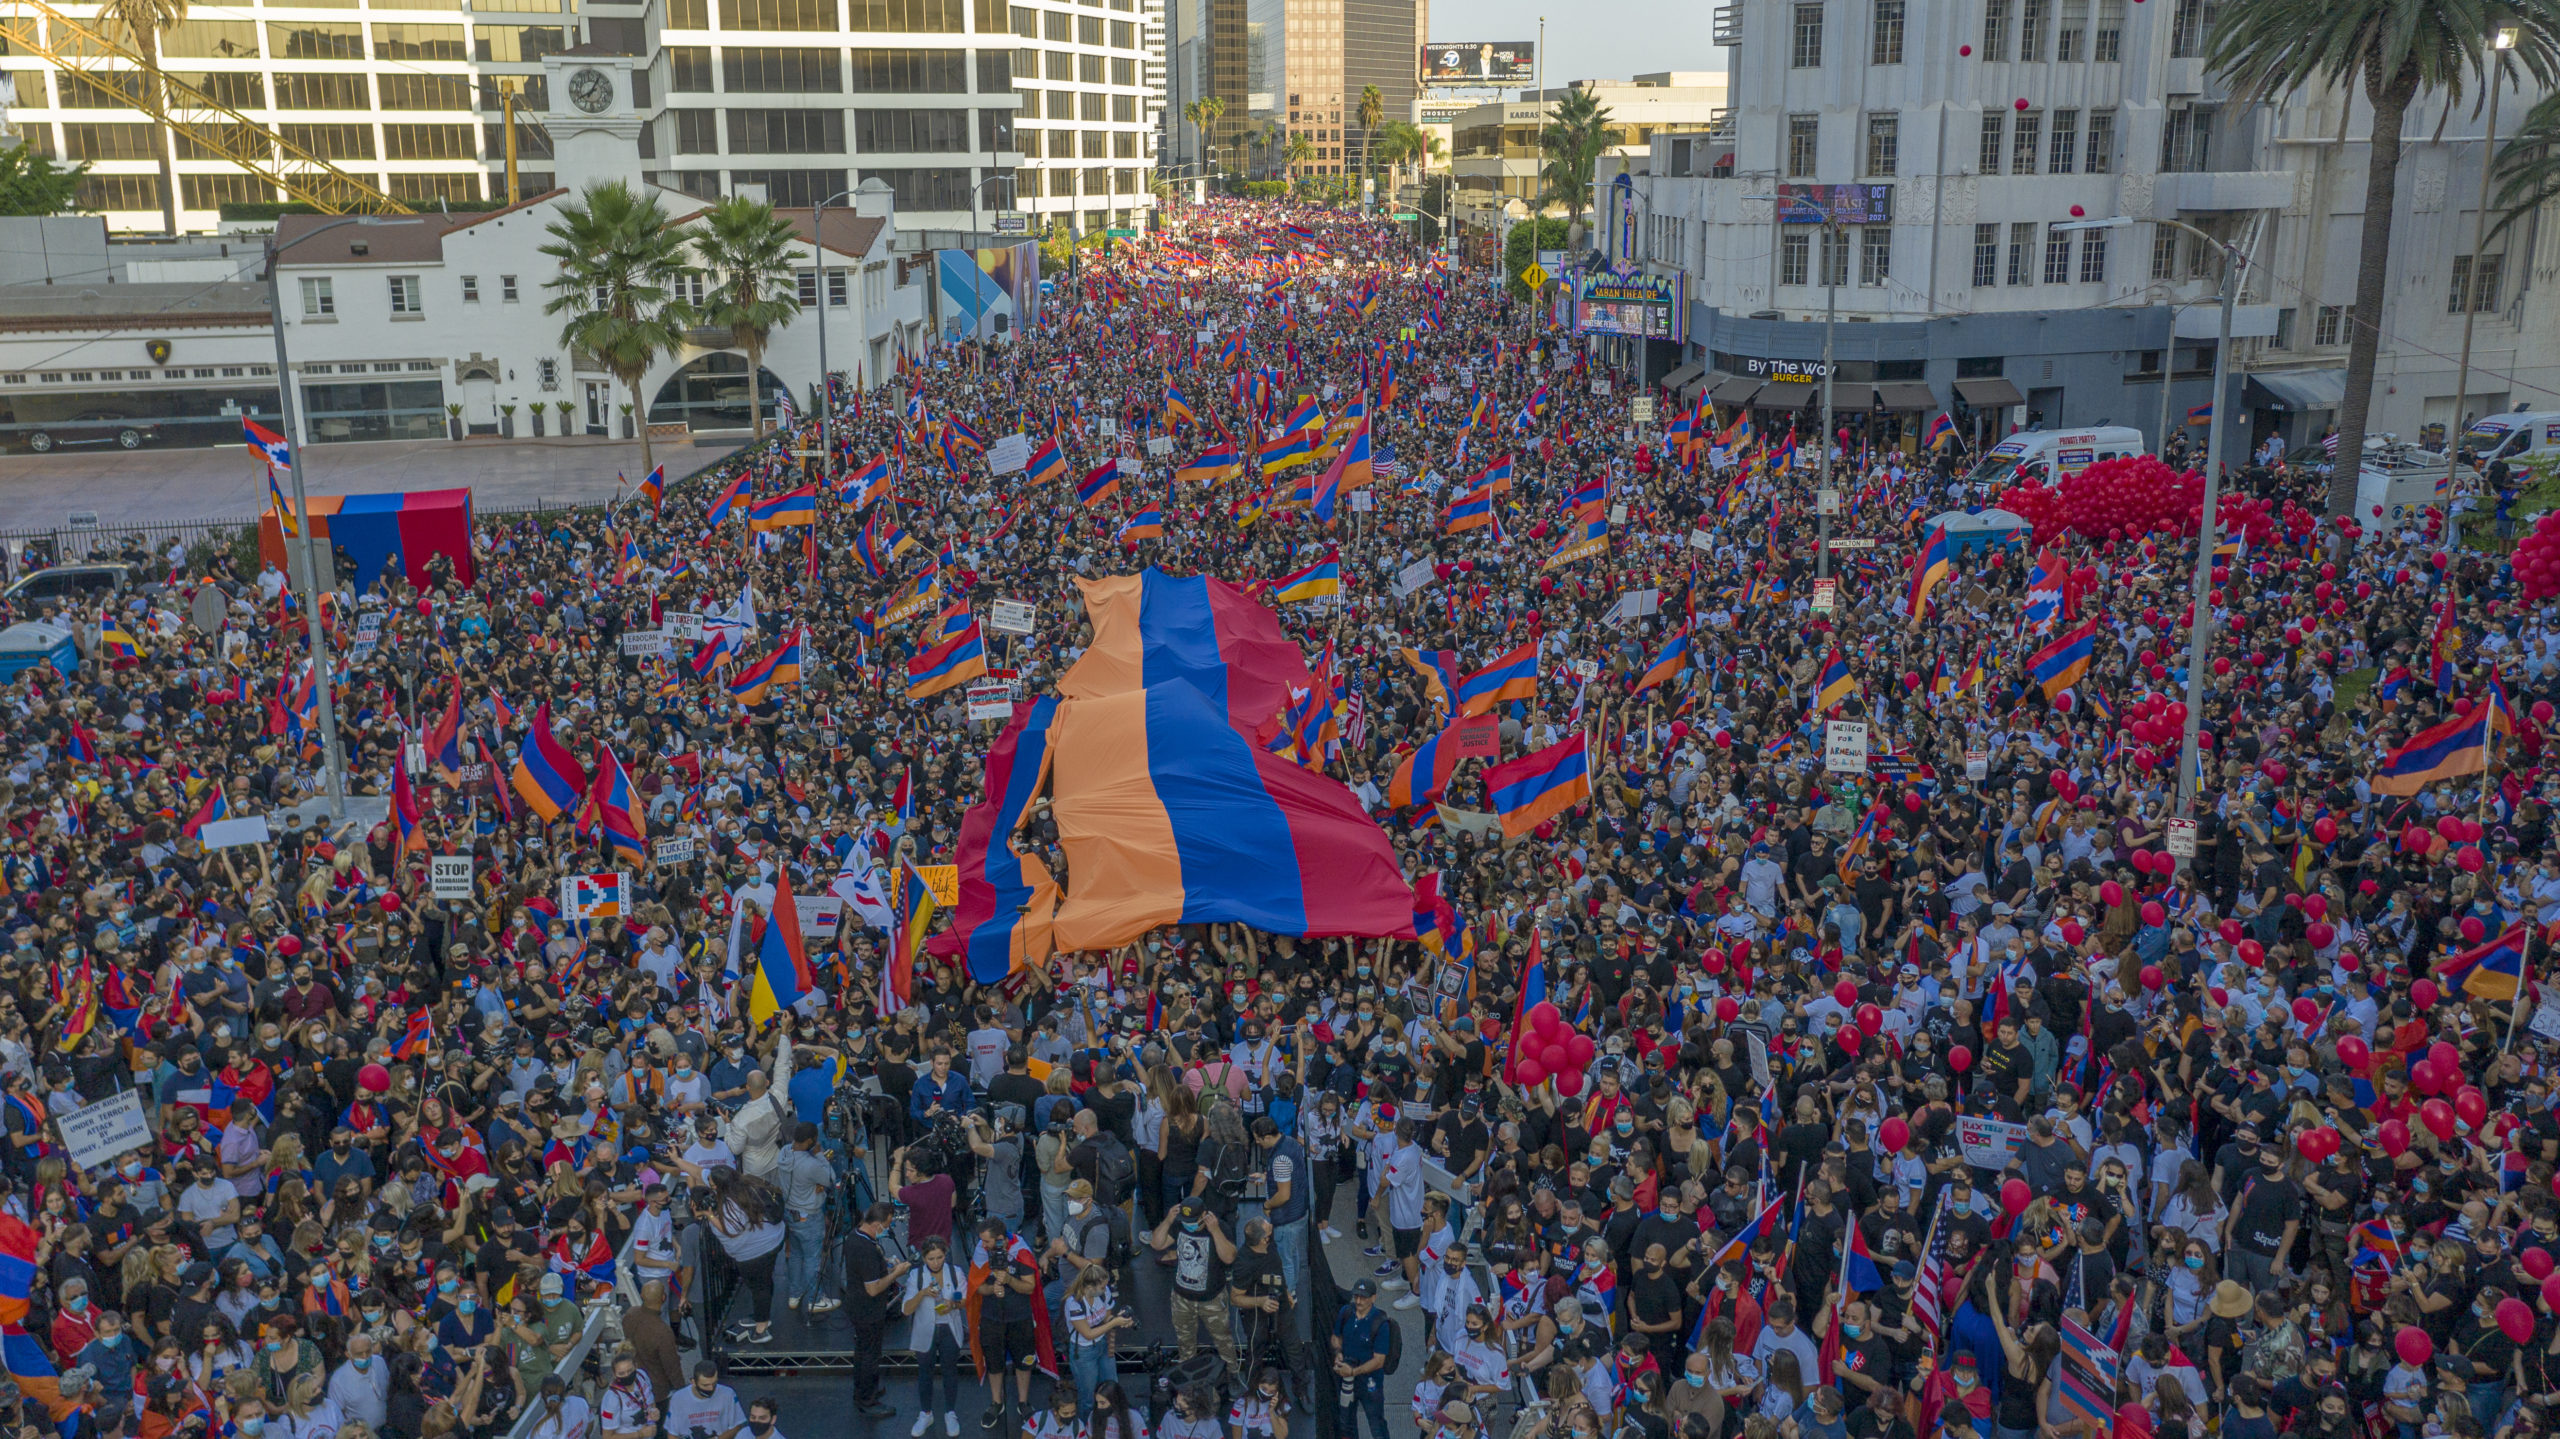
[1330,1278,1398,1439]
[1251,1116,1312,1342]
[1051,1178,1124,1288]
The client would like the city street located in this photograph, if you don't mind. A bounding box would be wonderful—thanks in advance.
[0,433,746,528]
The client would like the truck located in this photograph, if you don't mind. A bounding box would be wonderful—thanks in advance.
[1960,426,2150,491]
[2353,444,2476,538]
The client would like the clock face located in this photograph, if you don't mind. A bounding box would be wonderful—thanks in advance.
[568,67,613,113]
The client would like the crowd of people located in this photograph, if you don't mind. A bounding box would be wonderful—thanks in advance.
[1,196,2558,1439]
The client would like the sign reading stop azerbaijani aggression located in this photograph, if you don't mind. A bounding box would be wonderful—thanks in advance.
[1824,720,1869,774]
[429,855,474,901]
[57,1088,152,1171]
[1958,1114,2029,1169]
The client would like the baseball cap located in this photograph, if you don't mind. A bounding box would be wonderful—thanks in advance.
[1352,1279,1379,1298]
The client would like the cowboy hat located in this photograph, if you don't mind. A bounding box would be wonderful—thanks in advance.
[2209,1279,2252,1319]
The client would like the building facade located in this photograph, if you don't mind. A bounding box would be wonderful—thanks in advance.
[1622,0,2560,455]
[1446,74,1726,261]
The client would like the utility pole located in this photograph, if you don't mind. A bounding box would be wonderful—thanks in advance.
[501,80,520,206]
[2449,26,2519,549]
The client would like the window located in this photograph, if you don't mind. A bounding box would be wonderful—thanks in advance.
[60,124,158,160]
[1859,226,1890,284]
[1044,9,1071,37]
[2011,112,2039,174]
[1820,227,1849,286]
[1079,129,1105,157]
[1864,113,1897,175]
[1787,113,1818,176]
[2078,229,2107,283]
[281,123,374,160]
[472,24,569,62]
[1110,57,1135,85]
[1078,53,1104,81]
[2170,0,2209,55]
[676,108,720,152]
[1079,92,1104,119]
[1781,231,1810,286]
[854,108,971,151]
[828,271,848,307]
[2049,110,2077,173]
[669,0,709,22]
[797,270,819,306]
[1010,5,1037,34]
[272,21,364,58]
[850,0,965,28]
[1111,93,1135,121]
[1872,0,1903,61]
[669,46,714,91]
[502,275,520,301]
[865,166,976,210]
[1791,3,1824,65]
[2007,221,2035,285]
[1044,50,1073,78]
[462,275,480,302]
[1977,112,2003,174]
[728,108,845,153]
[729,169,844,207]
[372,23,464,59]
[157,18,260,57]
[272,73,369,109]
[1109,18,1132,45]
[722,0,837,27]
[725,48,844,91]
[2160,104,2211,172]
[2150,225,2177,279]
[1981,0,2008,60]
[300,276,336,317]
[2450,254,2504,313]
[1078,13,1102,42]
[977,50,1015,91]
[378,74,472,110]
[384,124,474,160]
[2056,0,2084,58]
[389,275,424,315]
[2272,308,2296,349]
[2085,110,2115,171]
[2018,0,2044,57]
[538,358,559,388]
[2314,304,2346,346]
[1972,223,1999,286]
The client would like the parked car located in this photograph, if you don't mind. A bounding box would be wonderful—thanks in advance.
[1,562,151,606]
[22,415,160,453]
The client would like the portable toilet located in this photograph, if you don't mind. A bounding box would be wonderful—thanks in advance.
[0,622,77,681]
[1925,507,2033,559]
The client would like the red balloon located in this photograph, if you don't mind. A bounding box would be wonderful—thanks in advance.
[2306,921,2336,949]
[2431,1041,2460,1075]
[2219,920,2244,945]
[2396,1327,2435,1368]
[2100,880,2126,907]
[2293,997,2320,1025]
[2001,1178,2032,1215]
[2463,916,2487,943]
[1950,1044,1974,1073]
[2312,817,2338,844]
[2063,922,2087,947]
[1855,1003,1885,1035]
[1837,1026,1864,1053]
[2411,1059,2442,1095]
[2302,893,2328,920]
[1566,1034,1597,1067]
[2456,1088,2490,1129]
[2377,1119,2411,1156]
[1540,1043,1570,1072]
[1834,980,1859,1008]
[2140,964,2165,991]
[380,892,402,914]
[1555,1069,1585,1097]
[2337,1036,2370,1069]
[2543,1274,2560,1314]
[1715,996,1741,1023]
[1527,1002,1561,1032]
[2526,1248,2557,1281]
[2421,1098,2459,1141]
[277,935,303,957]
[2414,979,2441,1010]
[1516,1058,1547,1086]
[1879,1117,1911,1153]
[2238,939,2266,967]
[1703,950,1729,975]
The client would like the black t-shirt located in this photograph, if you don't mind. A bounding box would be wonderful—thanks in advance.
[847,1230,893,1324]
[981,1247,1038,1323]
[1627,1266,1683,1336]
[2230,1173,2302,1256]
[1229,1244,1289,1316]
[1166,1223,1228,1302]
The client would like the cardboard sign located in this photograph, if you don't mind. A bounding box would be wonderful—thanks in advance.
[1146,436,1174,456]
[1965,749,1989,780]
[664,611,704,641]
[916,864,960,908]
[1096,418,1118,437]
[966,682,1017,721]
[653,836,697,864]
[1745,1033,1773,1094]
[1824,721,1870,774]
[1608,502,1628,524]
[561,872,631,921]
[1451,714,1501,758]
[1393,558,1439,598]
[620,631,667,656]
[429,855,474,901]
[2165,818,2198,857]
[1810,578,1837,612]
[1630,396,1656,423]
[987,598,1037,635]
[1606,589,1660,622]
[799,895,845,938]
[1592,379,1612,395]
[197,816,271,850]
[56,1089,151,1172]
[987,433,1033,475]
[1688,529,1716,552]
[1957,1115,2029,1169]
[1350,490,1375,513]
[1427,385,1452,401]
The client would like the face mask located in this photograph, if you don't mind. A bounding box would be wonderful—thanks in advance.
[749,1426,773,1437]
[439,1280,458,1295]
[240,1421,265,1436]
[262,1339,282,1353]
[1842,1324,1863,1339]
[1685,1374,1707,1389]
[1068,1201,1086,1216]
[1614,1121,1634,1136]
[2186,1255,2205,1270]
[352,1357,373,1372]
[67,1297,86,1312]
[362,1312,384,1326]
[457,1300,477,1316]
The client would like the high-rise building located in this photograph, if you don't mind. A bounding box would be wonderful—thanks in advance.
[0,0,1160,234]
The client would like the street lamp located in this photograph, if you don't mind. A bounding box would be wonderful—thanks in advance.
[263,215,422,822]
[811,187,858,482]
[2060,210,2245,833]
[2448,25,2520,512]
[1746,191,1847,580]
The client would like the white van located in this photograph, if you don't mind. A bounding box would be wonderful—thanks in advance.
[1960,426,2149,490]
[2354,444,2474,537]
[2460,410,2560,465]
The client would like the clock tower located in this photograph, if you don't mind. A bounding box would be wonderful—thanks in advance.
[539,48,645,195]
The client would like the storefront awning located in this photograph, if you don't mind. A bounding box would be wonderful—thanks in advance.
[1954,376,2026,408]
[1707,375,1762,406]
[2248,368,2348,411]
[1829,382,1880,411]
[1660,361,1704,392]
[1753,381,1816,410]
[1876,381,1938,411]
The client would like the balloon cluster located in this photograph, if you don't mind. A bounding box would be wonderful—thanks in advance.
[1828,979,1894,1056]
[2514,511,2560,601]
[1991,456,2305,550]
[1513,1001,1596,1096]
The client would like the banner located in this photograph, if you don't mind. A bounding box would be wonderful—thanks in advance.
[1956,1115,2028,1168]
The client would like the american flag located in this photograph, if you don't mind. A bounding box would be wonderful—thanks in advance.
[2322,432,2341,456]
[1912,1195,1952,1349]
[1343,693,1368,751]
[1375,444,1407,478]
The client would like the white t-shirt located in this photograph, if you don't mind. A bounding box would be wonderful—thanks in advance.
[662,1384,744,1439]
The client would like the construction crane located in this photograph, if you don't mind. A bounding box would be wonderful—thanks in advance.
[0,0,413,215]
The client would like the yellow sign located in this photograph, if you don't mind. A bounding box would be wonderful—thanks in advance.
[917,864,959,909]
[1520,262,1548,290]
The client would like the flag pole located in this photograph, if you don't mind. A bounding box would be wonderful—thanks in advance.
[2505,923,2537,1053]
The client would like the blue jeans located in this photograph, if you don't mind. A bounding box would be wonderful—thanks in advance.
[1272,1220,1309,1341]
[2468,1379,2508,1434]
[1335,1373,1389,1439]
[785,1211,828,1304]
[1069,1338,1117,1414]
[917,1328,966,1412]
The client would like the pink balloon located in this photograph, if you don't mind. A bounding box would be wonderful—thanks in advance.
[2456,1088,2490,1129]
[2396,1327,2435,1368]
[2099,880,2126,907]
[1715,996,1740,1023]
[2337,1036,2370,1069]
[2414,979,2441,1010]
[2377,1119,2410,1156]
[1949,1044,1973,1073]
[2544,1274,2560,1314]
[2292,997,2320,1025]
[2524,1247,2555,1281]
[2140,901,2167,927]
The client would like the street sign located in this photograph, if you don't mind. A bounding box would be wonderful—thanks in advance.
[1392,212,1418,221]
[1824,721,1870,775]
[2165,819,2198,857]
[1826,537,1881,550]
[1537,249,1566,268]
[993,212,1030,234]
[1519,262,1548,289]
[1107,228,1137,238]
[429,856,474,901]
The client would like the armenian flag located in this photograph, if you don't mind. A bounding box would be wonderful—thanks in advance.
[1923,412,1956,451]
[1026,436,1070,485]
[635,463,665,513]
[931,698,1062,981]
[1634,629,1690,694]
[1909,522,1952,620]
[840,457,893,509]
[1443,477,1499,534]
[1076,461,1122,506]
[582,742,647,864]
[1259,427,1316,475]
[908,622,989,698]
[2028,617,2101,701]
[1278,395,1321,436]
[706,473,752,526]
[180,782,229,839]
[1401,647,1463,711]
[1386,720,1473,810]
[855,510,915,575]
[2373,703,2497,795]
[1058,569,1318,739]
[1296,447,1343,522]
[1456,642,1539,716]
[2437,926,2529,1002]
[1271,553,1343,603]
[747,485,818,531]
[728,628,806,705]
[1164,383,1197,424]
[1178,438,1242,483]
[1484,732,1591,838]
[1116,508,1164,542]
[747,866,817,1024]
[507,703,590,822]
[99,618,143,661]
[1813,648,1857,712]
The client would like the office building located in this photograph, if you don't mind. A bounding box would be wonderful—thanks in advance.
[1445,73,1725,258]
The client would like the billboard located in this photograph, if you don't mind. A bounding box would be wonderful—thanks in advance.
[1421,42,1535,83]
[1776,183,1894,225]
[936,242,1041,343]
[1573,270,1687,342]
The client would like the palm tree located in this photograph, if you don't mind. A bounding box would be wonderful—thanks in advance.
[541,181,695,477]
[2491,88,2560,232]
[691,194,800,436]
[1357,84,1385,197]
[104,0,185,233]
[2209,0,2560,523]
[1537,85,1616,236]
[1185,96,1226,177]
[1373,119,1421,193]
[1283,132,1316,191]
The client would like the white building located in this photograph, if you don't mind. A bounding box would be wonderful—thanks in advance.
[1445,74,1727,264]
[1624,0,2560,453]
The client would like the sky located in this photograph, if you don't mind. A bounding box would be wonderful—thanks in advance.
[1428,0,1723,87]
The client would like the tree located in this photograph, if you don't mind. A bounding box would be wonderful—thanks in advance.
[2209,0,2560,523]
[1503,215,1572,299]
[104,0,186,233]
[0,144,88,216]
[2492,89,2560,234]
[1537,85,1616,235]
[692,194,800,436]
[1283,131,1315,188]
[1358,84,1385,197]
[540,181,695,477]
[1185,96,1225,177]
